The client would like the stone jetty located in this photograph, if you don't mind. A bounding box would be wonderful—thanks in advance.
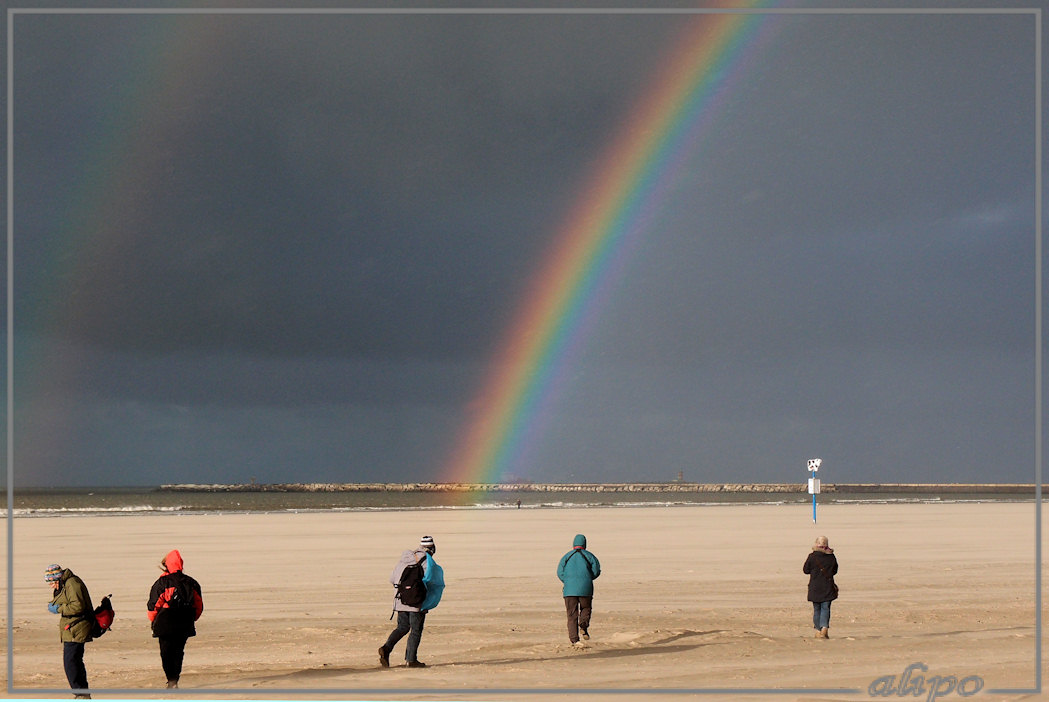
[157,482,1035,494]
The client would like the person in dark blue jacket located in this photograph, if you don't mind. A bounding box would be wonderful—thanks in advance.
[556,534,601,646]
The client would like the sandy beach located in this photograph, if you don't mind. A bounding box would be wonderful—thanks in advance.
[1,501,1042,700]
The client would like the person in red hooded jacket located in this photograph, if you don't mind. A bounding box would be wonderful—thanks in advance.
[147,550,203,688]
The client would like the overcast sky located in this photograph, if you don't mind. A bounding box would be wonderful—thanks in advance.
[5,1,1042,487]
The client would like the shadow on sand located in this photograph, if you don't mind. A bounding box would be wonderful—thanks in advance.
[230,629,749,687]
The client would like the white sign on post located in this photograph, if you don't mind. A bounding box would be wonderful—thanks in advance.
[807,458,822,524]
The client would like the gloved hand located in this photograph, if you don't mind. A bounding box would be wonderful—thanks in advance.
[47,602,59,614]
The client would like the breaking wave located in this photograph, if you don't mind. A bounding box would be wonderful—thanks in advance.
[4,504,188,517]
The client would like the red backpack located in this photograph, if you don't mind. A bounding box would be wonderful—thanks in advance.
[91,595,115,638]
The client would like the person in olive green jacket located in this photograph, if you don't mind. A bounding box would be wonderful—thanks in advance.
[46,564,93,698]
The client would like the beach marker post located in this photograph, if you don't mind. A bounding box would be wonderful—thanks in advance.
[807,458,822,524]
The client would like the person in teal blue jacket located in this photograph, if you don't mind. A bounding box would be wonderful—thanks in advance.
[556,534,601,646]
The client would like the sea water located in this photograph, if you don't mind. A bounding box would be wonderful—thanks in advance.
[1,486,1034,517]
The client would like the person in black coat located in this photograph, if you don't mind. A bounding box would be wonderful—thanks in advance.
[802,535,838,639]
[147,550,204,688]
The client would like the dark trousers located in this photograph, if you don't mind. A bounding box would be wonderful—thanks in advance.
[382,611,426,663]
[62,641,88,692]
[564,595,592,643]
[159,635,189,682]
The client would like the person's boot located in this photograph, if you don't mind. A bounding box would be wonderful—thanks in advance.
[378,646,390,668]
[820,627,829,639]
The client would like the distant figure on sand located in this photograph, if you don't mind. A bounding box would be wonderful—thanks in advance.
[379,535,444,668]
[147,550,204,689]
[45,564,93,699]
[556,534,601,647]
[803,535,838,639]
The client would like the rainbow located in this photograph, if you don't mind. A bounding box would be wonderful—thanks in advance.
[440,7,777,484]
[15,16,226,485]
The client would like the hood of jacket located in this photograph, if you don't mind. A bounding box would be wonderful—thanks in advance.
[163,549,184,574]
[399,548,428,566]
[573,534,587,549]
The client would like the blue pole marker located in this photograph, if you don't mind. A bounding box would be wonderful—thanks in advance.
[807,458,822,524]
[812,476,817,524]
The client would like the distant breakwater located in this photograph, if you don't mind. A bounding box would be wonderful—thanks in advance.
[158,482,1037,494]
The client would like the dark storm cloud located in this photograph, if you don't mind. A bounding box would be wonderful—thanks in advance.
[14,13,682,359]
[13,12,1034,361]
[598,200,1034,369]
[22,333,476,407]
[7,6,1041,486]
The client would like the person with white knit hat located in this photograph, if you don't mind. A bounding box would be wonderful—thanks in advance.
[378,535,443,668]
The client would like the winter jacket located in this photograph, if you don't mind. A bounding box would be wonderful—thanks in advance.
[50,569,94,643]
[147,550,204,638]
[803,549,838,602]
[557,534,601,597]
[390,549,431,613]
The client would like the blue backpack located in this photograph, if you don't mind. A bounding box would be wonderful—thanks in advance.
[418,553,445,611]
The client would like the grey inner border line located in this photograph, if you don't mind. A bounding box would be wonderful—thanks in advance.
[5,5,1042,697]
[5,0,12,696]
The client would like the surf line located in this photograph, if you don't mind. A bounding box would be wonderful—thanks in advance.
[440,7,778,485]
